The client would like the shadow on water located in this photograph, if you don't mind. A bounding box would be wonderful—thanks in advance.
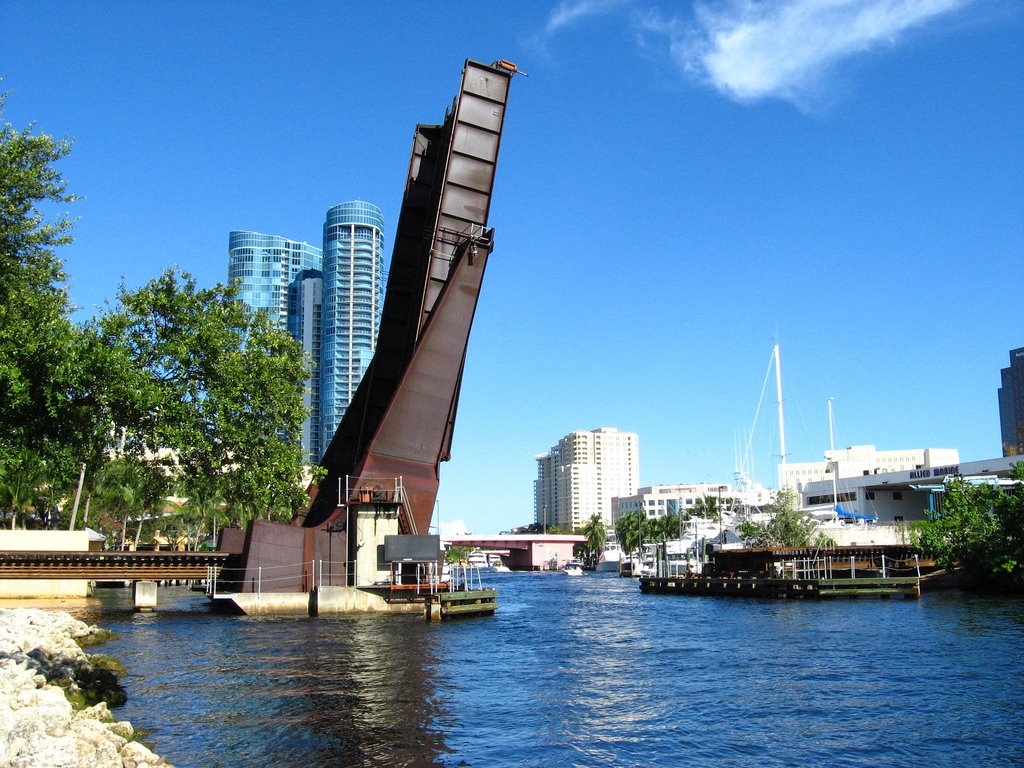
[66,587,449,767]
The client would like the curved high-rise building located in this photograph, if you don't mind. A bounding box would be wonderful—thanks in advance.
[320,201,385,454]
[227,231,322,329]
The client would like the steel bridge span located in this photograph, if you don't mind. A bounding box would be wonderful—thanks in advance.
[0,550,230,582]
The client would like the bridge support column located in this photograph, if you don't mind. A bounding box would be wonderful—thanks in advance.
[132,580,157,612]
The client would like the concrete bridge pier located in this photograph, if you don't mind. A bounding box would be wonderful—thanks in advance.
[132,580,158,611]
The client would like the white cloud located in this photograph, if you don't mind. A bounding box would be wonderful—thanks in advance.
[544,0,630,36]
[677,0,978,103]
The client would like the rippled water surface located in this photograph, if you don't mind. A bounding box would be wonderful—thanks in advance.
[66,573,1024,767]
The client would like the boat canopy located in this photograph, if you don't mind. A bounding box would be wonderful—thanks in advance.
[835,505,877,521]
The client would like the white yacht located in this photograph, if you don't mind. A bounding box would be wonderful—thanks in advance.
[596,544,622,572]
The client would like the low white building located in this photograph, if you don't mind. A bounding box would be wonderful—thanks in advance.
[782,445,960,489]
[796,454,1019,525]
[612,482,773,523]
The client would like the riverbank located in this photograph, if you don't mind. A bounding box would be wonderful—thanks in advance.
[0,607,172,768]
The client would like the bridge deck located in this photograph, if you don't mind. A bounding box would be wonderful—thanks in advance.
[0,550,231,581]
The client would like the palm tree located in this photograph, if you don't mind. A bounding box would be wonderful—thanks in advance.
[615,510,650,562]
[660,511,681,542]
[579,514,606,567]
[94,458,169,549]
[693,494,721,523]
[0,447,50,529]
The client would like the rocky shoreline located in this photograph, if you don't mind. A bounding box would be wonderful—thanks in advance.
[0,607,172,768]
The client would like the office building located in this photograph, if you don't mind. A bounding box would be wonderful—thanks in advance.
[228,232,323,461]
[999,346,1024,457]
[227,231,322,328]
[319,201,385,453]
[227,200,385,464]
[534,428,639,530]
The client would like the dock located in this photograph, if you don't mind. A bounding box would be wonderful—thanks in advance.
[640,575,920,599]
[425,589,499,620]
[639,544,923,600]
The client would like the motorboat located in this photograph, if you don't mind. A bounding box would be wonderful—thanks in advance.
[562,559,584,576]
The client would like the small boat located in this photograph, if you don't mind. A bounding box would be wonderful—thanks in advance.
[562,559,584,576]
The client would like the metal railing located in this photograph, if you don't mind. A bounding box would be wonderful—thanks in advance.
[205,557,476,597]
[336,474,418,534]
[414,562,483,595]
[791,554,920,580]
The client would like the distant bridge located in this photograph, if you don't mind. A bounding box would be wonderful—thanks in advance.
[445,534,585,570]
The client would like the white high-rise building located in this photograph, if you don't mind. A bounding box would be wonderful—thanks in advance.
[535,427,639,530]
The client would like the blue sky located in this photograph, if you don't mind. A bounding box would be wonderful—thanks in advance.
[3,1,1022,534]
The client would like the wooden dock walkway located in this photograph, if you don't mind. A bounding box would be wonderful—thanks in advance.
[425,589,498,620]
[640,575,920,600]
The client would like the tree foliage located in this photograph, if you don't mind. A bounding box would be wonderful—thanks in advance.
[737,489,818,548]
[913,464,1024,593]
[0,94,105,489]
[614,510,653,558]
[96,269,311,528]
[1,98,314,544]
[577,514,606,567]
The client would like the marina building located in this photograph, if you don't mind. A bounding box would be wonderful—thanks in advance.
[227,200,385,464]
[999,346,1024,456]
[796,454,1019,527]
[534,428,639,530]
[780,445,960,489]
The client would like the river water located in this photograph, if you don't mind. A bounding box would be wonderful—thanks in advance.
[63,572,1023,767]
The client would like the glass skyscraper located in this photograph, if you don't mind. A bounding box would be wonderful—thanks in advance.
[320,201,385,454]
[227,201,384,465]
[228,231,324,462]
[999,346,1024,457]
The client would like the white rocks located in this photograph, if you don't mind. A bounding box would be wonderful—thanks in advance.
[0,608,172,768]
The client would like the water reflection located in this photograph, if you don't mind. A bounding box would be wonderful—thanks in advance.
[66,587,447,767]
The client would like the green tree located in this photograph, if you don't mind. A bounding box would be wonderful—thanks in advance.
[0,95,122,504]
[578,514,606,567]
[0,446,49,529]
[737,489,817,548]
[92,457,170,549]
[96,269,311,526]
[656,511,681,543]
[615,509,651,560]
[913,464,1024,592]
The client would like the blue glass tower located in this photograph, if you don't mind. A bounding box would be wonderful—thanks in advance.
[228,231,324,462]
[320,201,385,454]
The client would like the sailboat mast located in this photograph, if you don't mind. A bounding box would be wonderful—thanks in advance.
[828,397,838,510]
[774,343,787,489]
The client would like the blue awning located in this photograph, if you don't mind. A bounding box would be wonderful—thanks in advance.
[836,505,877,521]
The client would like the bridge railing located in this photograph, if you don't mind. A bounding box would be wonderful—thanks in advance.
[208,558,457,596]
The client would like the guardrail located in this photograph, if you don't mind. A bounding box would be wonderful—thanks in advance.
[206,558,475,598]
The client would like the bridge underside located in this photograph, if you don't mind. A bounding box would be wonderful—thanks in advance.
[303,59,512,537]
[234,60,513,591]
